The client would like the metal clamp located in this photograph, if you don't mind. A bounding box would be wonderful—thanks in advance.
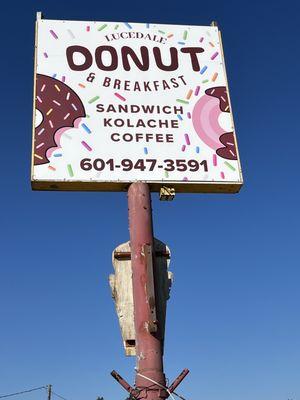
[159,186,175,201]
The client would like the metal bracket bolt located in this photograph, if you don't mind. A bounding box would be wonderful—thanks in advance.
[159,187,175,201]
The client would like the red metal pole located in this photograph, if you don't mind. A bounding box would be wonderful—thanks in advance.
[128,182,168,400]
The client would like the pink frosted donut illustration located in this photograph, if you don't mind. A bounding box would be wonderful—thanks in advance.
[192,86,237,160]
[34,74,86,165]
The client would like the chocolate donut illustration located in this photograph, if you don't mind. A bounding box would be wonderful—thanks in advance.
[34,74,86,165]
[192,86,237,160]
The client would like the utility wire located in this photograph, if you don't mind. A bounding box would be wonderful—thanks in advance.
[51,391,69,400]
[0,387,47,399]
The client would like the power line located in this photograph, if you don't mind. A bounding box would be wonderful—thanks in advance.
[0,387,46,399]
[51,391,69,400]
[42,387,70,400]
[0,386,72,400]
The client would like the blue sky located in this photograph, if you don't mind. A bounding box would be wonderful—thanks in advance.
[1,1,300,400]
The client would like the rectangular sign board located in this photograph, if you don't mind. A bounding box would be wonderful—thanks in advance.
[31,17,243,193]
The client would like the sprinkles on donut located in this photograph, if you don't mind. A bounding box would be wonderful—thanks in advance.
[34,74,86,165]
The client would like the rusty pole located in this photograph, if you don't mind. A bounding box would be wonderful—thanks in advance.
[128,182,167,400]
[112,182,189,398]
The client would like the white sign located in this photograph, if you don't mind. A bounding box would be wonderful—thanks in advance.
[32,18,243,192]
